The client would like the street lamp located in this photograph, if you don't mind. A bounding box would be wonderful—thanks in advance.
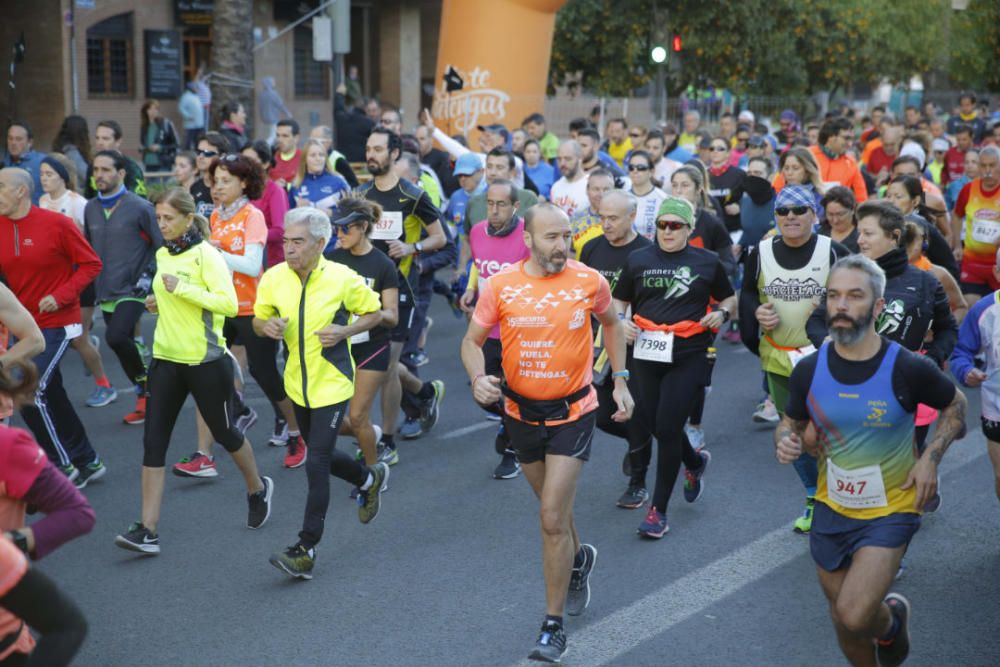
[651,46,667,64]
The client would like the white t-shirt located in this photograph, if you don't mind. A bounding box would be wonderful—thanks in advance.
[654,158,682,193]
[39,191,87,232]
[630,185,668,240]
[550,177,590,219]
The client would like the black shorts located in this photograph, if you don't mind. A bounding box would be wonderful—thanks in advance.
[351,340,390,372]
[809,501,920,572]
[503,411,596,465]
[80,282,96,309]
[390,292,415,343]
[982,416,1000,442]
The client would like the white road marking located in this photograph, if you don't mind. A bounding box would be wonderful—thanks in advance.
[442,420,496,440]
[510,436,987,666]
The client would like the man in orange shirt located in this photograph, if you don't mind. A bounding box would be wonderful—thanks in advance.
[461,202,633,663]
[773,118,869,204]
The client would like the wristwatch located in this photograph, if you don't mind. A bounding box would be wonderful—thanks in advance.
[719,306,731,322]
[414,241,424,255]
[5,530,28,554]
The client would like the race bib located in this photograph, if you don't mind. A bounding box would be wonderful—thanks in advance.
[348,314,370,345]
[970,217,1000,246]
[826,458,888,510]
[371,211,404,241]
[787,344,816,368]
[633,330,674,363]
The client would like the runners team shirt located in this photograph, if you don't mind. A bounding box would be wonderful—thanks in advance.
[612,244,733,357]
[469,219,530,339]
[550,177,589,219]
[569,208,602,259]
[955,179,1000,265]
[359,179,440,283]
[787,340,956,520]
[210,203,267,316]
[472,259,611,425]
[757,235,832,376]
[326,246,398,348]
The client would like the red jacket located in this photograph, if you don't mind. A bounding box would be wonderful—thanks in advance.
[0,206,102,329]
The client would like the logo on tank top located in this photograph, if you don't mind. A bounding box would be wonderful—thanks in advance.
[568,308,585,330]
[761,277,826,301]
[876,299,905,335]
[865,400,891,427]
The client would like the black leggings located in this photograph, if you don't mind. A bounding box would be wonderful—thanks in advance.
[102,300,148,389]
[224,316,286,403]
[143,357,245,467]
[0,568,87,666]
[594,353,652,482]
[293,401,370,549]
[634,353,709,513]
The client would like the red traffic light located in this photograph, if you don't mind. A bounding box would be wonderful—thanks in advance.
[672,35,682,52]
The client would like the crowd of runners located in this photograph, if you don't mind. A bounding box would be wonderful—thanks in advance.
[1,89,999,665]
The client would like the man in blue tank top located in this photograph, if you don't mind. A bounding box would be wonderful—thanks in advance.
[775,254,967,667]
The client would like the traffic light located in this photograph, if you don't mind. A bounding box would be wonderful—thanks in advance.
[672,34,682,52]
[650,46,667,64]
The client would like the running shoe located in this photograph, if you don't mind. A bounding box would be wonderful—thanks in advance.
[58,463,80,483]
[722,328,741,344]
[74,459,106,489]
[617,484,649,509]
[876,593,911,667]
[683,449,711,503]
[494,422,510,456]
[353,425,385,462]
[284,436,307,468]
[566,544,597,616]
[377,444,399,466]
[85,385,118,408]
[408,351,430,367]
[357,463,388,524]
[269,543,315,580]
[895,558,907,581]
[752,398,780,423]
[483,409,502,422]
[684,424,706,450]
[493,451,521,479]
[420,379,445,432]
[114,522,160,555]
[235,405,259,437]
[637,506,669,539]
[793,496,816,534]
[247,476,274,529]
[399,417,423,440]
[270,416,289,446]
[172,452,218,478]
[123,395,147,425]
[90,333,100,350]
[528,622,567,663]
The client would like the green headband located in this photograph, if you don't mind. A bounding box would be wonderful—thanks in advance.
[656,196,695,227]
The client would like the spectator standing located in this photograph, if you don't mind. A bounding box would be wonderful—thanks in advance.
[139,100,179,173]
[258,77,291,145]
[178,82,205,150]
[3,122,45,204]
[50,116,91,190]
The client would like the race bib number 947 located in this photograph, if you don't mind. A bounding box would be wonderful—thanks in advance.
[826,458,888,509]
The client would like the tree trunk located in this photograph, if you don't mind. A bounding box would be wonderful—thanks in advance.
[209,0,255,136]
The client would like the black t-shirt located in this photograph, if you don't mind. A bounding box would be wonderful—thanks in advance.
[817,223,860,253]
[785,339,957,422]
[189,179,214,219]
[708,166,746,232]
[326,246,399,345]
[579,234,652,291]
[691,208,736,278]
[613,243,734,355]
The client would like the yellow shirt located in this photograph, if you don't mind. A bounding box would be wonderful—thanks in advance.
[607,138,634,167]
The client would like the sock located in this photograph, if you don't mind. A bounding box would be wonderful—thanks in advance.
[417,382,435,400]
[805,488,817,500]
[360,472,374,491]
[544,615,563,629]
[288,430,300,438]
[383,434,396,450]
[95,376,111,388]
[573,546,586,569]
[879,607,901,642]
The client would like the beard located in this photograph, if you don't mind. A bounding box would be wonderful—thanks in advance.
[534,246,567,275]
[826,307,874,346]
[367,158,391,177]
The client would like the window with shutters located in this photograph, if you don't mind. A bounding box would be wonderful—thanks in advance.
[293,25,329,98]
[86,13,134,98]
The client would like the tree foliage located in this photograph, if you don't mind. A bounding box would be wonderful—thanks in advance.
[949,0,1000,92]
[550,0,955,97]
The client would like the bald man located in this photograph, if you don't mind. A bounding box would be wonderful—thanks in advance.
[550,140,590,218]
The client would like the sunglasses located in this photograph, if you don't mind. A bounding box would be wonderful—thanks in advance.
[709,146,728,152]
[656,219,688,231]
[776,205,810,216]
[197,150,219,158]
[220,154,240,162]
[335,222,362,234]
[628,164,650,172]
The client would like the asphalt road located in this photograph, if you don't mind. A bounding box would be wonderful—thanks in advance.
[26,297,1000,666]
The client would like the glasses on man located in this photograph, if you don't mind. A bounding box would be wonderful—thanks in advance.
[776,205,810,216]
[655,219,688,231]
[628,164,650,172]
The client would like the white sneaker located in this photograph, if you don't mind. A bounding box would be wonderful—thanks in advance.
[752,398,780,423]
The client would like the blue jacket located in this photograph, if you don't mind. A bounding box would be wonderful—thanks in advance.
[2,149,46,204]
[289,172,350,211]
[951,292,1000,421]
